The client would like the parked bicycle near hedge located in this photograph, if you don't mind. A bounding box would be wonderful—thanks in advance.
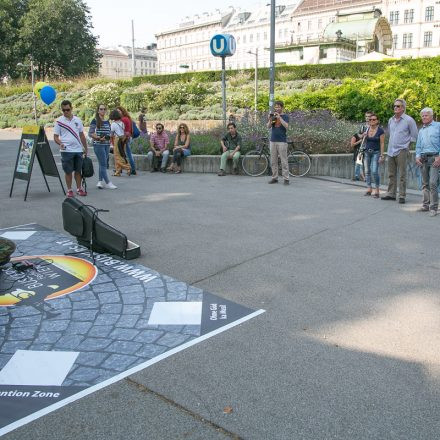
[241,137,311,178]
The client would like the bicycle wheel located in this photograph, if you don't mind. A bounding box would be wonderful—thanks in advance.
[242,150,269,177]
[288,151,311,177]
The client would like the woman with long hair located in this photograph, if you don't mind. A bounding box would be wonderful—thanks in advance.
[117,106,137,175]
[363,113,385,198]
[167,123,191,173]
[109,109,131,176]
[88,104,117,189]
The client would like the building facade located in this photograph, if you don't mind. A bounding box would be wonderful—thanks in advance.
[155,0,440,73]
[98,45,157,79]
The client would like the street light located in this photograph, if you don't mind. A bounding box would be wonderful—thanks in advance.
[247,49,258,115]
[17,60,38,124]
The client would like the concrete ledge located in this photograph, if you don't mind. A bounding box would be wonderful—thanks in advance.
[113,151,422,191]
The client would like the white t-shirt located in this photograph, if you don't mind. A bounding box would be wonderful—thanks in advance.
[111,121,125,137]
[54,115,84,153]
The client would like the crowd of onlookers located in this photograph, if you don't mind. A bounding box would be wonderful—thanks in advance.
[349,98,440,216]
[53,97,440,216]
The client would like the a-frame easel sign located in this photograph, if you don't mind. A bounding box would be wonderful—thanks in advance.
[9,126,65,201]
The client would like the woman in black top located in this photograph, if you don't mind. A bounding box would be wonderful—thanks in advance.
[363,113,385,198]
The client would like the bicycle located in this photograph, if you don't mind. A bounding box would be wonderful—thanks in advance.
[241,137,311,177]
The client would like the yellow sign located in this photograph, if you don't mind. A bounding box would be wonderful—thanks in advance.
[22,125,40,135]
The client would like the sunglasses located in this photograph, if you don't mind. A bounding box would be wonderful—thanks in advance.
[394,105,402,108]
[369,118,378,121]
[62,108,71,112]
[99,107,106,111]
[156,127,163,130]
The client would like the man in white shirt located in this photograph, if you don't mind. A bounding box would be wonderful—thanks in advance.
[53,100,88,197]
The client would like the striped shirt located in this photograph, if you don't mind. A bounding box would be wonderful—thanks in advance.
[54,115,84,153]
[150,132,169,151]
[88,118,111,148]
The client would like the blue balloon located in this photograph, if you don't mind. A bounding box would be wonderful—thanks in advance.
[40,85,56,105]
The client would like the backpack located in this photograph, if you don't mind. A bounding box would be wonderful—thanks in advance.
[132,121,140,139]
[82,156,94,178]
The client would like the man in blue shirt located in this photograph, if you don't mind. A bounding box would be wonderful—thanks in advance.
[267,101,290,185]
[415,107,440,216]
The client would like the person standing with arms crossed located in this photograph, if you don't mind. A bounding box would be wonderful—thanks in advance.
[268,101,290,185]
[381,98,418,204]
[54,100,88,198]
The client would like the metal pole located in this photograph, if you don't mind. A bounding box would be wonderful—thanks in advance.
[221,56,226,130]
[30,60,38,125]
[269,0,276,111]
[254,48,258,115]
[131,20,136,76]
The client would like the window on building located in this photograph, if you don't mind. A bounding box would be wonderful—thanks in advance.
[250,34,253,42]
[307,20,312,31]
[425,6,434,22]
[243,35,246,43]
[319,47,327,59]
[256,33,260,41]
[264,32,267,40]
[407,33,413,48]
[424,31,433,47]
[278,29,282,38]
[389,11,399,25]
[393,34,398,49]
[402,33,408,48]
[297,22,301,32]
[404,9,414,23]
[318,18,322,29]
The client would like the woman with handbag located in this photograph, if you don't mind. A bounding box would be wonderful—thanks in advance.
[110,109,131,177]
[89,104,117,189]
[363,113,385,198]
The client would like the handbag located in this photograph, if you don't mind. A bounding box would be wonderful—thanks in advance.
[81,156,94,178]
[132,121,140,139]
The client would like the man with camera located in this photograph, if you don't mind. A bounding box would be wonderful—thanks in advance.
[267,100,290,185]
[415,107,440,216]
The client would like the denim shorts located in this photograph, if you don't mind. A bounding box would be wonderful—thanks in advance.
[61,152,83,174]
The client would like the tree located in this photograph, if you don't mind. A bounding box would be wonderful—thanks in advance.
[0,0,28,78]
[18,0,100,78]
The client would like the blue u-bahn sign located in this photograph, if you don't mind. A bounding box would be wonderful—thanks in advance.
[210,34,236,57]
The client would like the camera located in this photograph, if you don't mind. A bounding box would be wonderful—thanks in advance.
[270,113,277,124]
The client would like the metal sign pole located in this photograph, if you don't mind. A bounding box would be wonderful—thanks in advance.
[221,56,226,131]
[269,0,276,111]
[30,60,38,125]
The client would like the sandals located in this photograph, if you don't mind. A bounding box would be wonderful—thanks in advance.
[364,191,372,196]
[174,169,182,174]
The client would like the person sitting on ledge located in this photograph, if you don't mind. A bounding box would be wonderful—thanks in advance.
[218,122,241,176]
[147,123,170,172]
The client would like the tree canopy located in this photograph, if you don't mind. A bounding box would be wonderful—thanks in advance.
[0,0,100,79]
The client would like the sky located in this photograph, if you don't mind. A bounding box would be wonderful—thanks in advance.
[85,0,264,48]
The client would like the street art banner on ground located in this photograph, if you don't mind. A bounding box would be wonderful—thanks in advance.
[0,224,264,435]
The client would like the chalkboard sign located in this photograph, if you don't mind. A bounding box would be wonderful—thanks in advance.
[9,126,65,201]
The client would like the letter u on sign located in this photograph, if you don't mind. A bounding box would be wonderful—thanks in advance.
[210,34,236,57]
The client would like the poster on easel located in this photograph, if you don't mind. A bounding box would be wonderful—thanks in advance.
[9,126,65,201]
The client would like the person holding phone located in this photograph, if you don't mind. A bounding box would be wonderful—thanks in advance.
[89,104,117,189]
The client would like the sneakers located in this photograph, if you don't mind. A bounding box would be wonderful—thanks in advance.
[66,189,74,198]
[77,188,87,197]
[97,181,104,189]
[283,180,289,185]
[381,195,396,201]
[217,170,226,176]
[429,210,437,217]
[398,198,405,204]
[418,206,429,212]
[131,170,137,175]
[105,182,117,189]
[268,179,278,184]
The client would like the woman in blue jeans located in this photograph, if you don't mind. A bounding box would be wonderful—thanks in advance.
[89,104,117,189]
[363,113,385,198]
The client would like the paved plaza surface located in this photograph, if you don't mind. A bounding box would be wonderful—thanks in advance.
[1,131,440,439]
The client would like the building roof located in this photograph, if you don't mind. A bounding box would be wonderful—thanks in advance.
[350,50,394,61]
[323,16,392,47]
[295,0,376,15]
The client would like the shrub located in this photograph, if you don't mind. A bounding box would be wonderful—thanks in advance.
[120,91,146,112]
[86,82,122,110]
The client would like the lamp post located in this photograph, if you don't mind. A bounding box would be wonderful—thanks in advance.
[17,60,38,124]
[247,49,258,115]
